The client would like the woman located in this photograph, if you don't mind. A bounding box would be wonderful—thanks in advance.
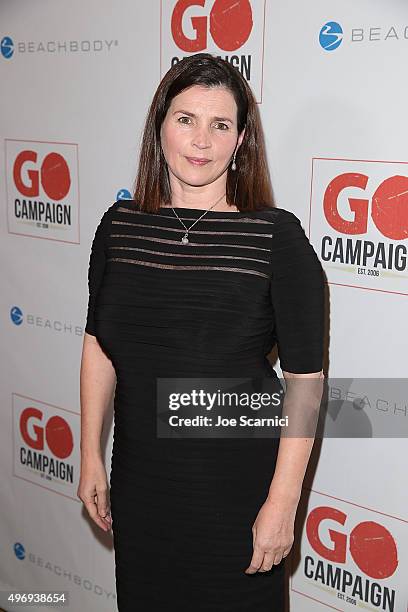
[78,53,325,611]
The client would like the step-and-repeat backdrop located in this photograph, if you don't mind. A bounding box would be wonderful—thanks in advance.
[1,1,407,611]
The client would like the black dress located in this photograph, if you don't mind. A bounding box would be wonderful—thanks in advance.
[85,200,324,611]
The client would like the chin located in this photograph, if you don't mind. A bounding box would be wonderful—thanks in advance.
[183,178,212,187]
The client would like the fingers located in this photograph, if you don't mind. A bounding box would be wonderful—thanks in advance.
[247,550,286,573]
[96,486,112,530]
[78,484,112,532]
[258,552,276,572]
[246,528,291,574]
[259,547,291,571]
[245,545,264,574]
[82,497,110,531]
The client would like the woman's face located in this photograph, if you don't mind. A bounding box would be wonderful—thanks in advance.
[160,85,245,189]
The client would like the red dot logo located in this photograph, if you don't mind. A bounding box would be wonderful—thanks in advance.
[210,0,252,52]
[172,0,253,52]
[40,152,71,201]
[349,521,398,580]
[371,175,408,241]
[45,415,74,459]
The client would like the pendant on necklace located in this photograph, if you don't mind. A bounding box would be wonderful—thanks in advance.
[182,233,189,245]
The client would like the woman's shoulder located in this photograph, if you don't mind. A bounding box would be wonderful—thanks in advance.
[89,200,124,247]
[252,207,306,239]
[106,198,129,215]
[95,198,133,227]
[94,199,122,223]
[252,205,302,224]
[255,206,318,261]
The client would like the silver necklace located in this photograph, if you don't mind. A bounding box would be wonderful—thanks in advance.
[171,193,227,244]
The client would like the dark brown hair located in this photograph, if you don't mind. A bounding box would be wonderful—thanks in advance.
[132,52,275,213]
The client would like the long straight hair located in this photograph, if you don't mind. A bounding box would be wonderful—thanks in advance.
[132,53,275,213]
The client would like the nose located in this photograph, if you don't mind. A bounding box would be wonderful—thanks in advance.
[191,124,211,150]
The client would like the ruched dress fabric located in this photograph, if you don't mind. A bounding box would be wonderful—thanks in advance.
[85,200,325,612]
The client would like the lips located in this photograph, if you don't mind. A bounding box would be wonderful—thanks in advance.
[186,157,211,165]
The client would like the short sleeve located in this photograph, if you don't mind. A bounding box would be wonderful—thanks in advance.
[84,203,116,336]
[269,210,325,374]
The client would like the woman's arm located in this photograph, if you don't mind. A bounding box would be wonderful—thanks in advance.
[77,332,116,532]
[245,369,324,573]
[266,369,325,505]
[79,332,116,458]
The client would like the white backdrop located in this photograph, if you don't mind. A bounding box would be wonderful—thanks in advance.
[1,1,407,611]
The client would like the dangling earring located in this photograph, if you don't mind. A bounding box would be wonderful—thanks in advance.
[231,150,237,171]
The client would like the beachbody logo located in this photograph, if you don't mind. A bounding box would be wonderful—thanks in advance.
[320,20,408,51]
[116,188,132,200]
[9,303,85,337]
[0,34,118,58]
[319,22,343,51]
[5,139,80,243]
[309,158,408,297]
[1,36,14,58]
[291,490,404,612]
[161,0,266,103]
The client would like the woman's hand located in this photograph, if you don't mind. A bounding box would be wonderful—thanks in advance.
[244,494,298,573]
[77,455,112,533]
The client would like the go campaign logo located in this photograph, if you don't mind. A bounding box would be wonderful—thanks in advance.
[5,139,79,242]
[13,393,80,500]
[292,491,405,611]
[309,158,408,296]
[161,0,266,102]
